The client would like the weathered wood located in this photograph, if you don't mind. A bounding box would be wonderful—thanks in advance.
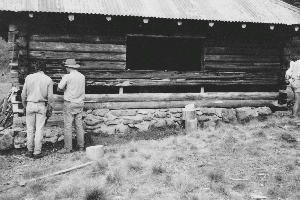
[30,34,126,44]
[185,119,197,133]
[204,63,281,71]
[52,79,279,87]
[204,40,283,48]
[29,42,126,53]
[204,55,280,63]
[53,100,276,111]
[16,37,27,47]
[53,92,279,103]
[205,47,281,56]
[29,51,126,61]
[29,61,126,70]
[46,71,280,80]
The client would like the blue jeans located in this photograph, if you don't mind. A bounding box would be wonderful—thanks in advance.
[63,101,84,151]
[26,102,46,155]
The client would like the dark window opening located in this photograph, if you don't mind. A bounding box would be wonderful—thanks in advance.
[126,35,203,71]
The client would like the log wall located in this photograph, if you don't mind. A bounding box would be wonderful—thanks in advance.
[11,14,288,93]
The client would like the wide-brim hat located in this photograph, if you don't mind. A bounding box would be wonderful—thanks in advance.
[64,59,80,68]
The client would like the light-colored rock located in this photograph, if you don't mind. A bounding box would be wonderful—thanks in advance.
[123,116,144,125]
[166,119,176,127]
[155,112,168,118]
[128,124,135,128]
[236,107,258,123]
[93,125,115,135]
[58,135,64,142]
[105,112,117,121]
[273,111,290,117]
[255,107,272,116]
[142,115,153,121]
[138,109,150,115]
[173,113,182,118]
[84,114,104,126]
[111,110,137,117]
[12,116,26,128]
[115,124,130,134]
[92,109,109,117]
[196,111,203,116]
[169,108,181,114]
[199,108,223,117]
[0,127,4,131]
[86,145,104,160]
[222,109,237,123]
[152,119,166,128]
[0,132,14,150]
[135,122,150,132]
[105,120,121,126]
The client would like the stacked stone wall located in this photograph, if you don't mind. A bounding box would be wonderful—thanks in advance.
[0,106,275,150]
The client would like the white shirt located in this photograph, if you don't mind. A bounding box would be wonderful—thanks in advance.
[21,71,53,105]
[58,70,85,103]
[286,60,300,79]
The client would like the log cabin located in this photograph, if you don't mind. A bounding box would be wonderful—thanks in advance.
[1,0,300,112]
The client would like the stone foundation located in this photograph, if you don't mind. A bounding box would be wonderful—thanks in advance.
[0,106,274,150]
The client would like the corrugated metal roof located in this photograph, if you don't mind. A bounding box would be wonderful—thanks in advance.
[0,0,300,25]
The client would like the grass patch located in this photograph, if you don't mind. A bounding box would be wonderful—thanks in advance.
[3,116,300,199]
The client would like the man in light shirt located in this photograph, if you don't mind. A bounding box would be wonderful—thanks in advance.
[21,61,53,159]
[286,54,300,118]
[57,59,85,154]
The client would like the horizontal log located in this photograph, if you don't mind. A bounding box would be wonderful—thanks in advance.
[51,79,279,86]
[205,47,281,56]
[29,42,126,53]
[29,51,126,61]
[204,40,283,48]
[44,71,280,79]
[52,100,276,110]
[29,61,126,70]
[204,55,280,63]
[53,92,279,103]
[30,34,126,44]
[204,63,281,71]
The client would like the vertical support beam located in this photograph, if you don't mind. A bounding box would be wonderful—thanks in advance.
[8,23,18,85]
[119,87,124,94]
[200,87,205,93]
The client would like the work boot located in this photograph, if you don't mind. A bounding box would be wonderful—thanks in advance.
[25,151,34,158]
[33,152,46,159]
[58,148,72,154]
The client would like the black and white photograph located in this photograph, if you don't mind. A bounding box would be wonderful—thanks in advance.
[1,0,300,199]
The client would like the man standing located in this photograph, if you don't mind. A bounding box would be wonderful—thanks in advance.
[57,59,85,154]
[21,61,53,159]
[286,54,300,119]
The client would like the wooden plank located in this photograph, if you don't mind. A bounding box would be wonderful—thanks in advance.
[204,39,283,48]
[29,34,126,44]
[204,55,280,63]
[51,79,279,87]
[29,51,126,61]
[29,61,126,70]
[47,71,280,80]
[204,63,281,71]
[205,47,281,56]
[53,92,279,103]
[53,100,276,111]
[29,42,126,53]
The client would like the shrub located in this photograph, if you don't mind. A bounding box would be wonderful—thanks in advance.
[85,187,107,200]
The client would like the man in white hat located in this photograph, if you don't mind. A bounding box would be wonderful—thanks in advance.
[57,59,85,153]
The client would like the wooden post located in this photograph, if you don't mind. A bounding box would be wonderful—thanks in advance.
[201,87,205,93]
[119,87,124,94]
[183,105,197,134]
